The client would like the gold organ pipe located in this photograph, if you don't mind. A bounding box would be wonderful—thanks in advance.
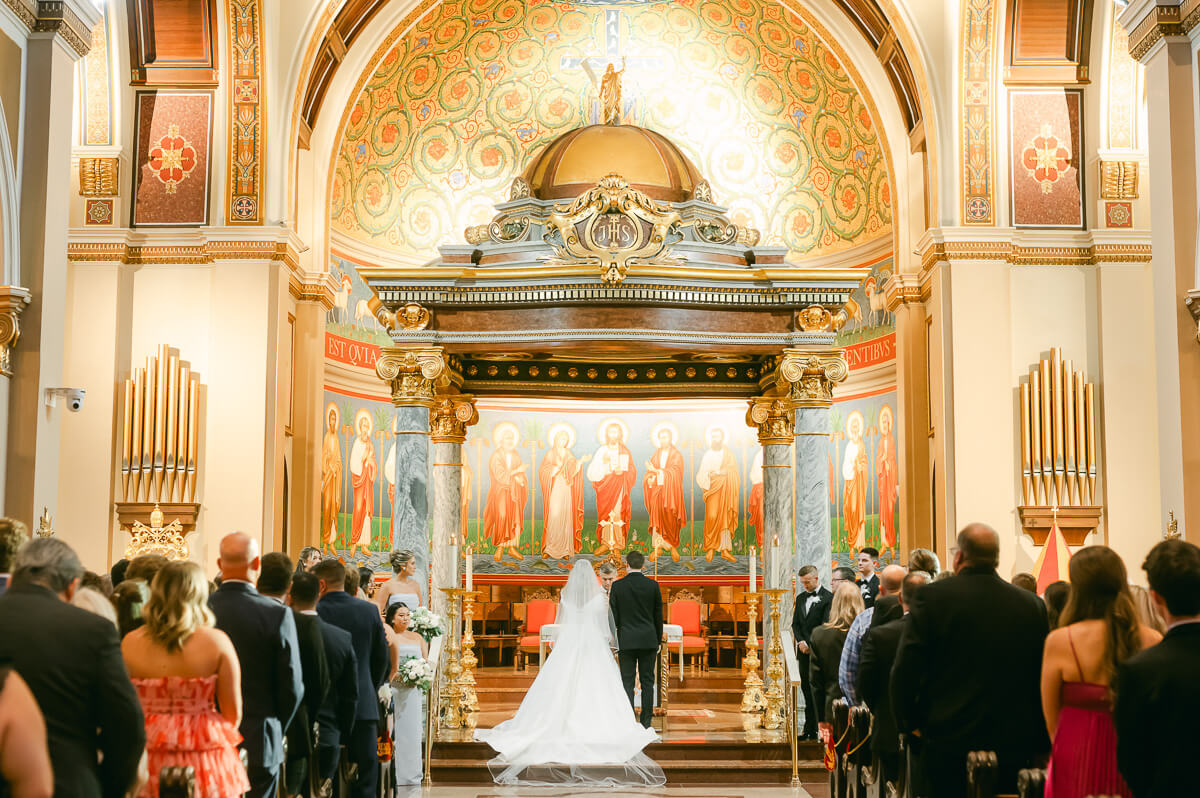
[165,354,179,502]
[153,346,168,501]
[1029,375,1042,505]
[1051,350,1065,507]
[1070,360,1080,504]
[1080,369,1089,501]
[187,378,199,502]
[1085,383,1096,505]
[1020,383,1032,505]
[141,359,156,500]
[1039,359,1053,505]
[177,365,190,502]
[121,378,133,501]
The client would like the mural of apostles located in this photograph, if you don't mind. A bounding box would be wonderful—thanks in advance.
[842,410,869,551]
[586,418,637,554]
[643,422,686,562]
[697,425,740,562]
[484,422,528,561]
[747,448,764,549]
[876,405,898,555]
[348,409,377,558]
[539,423,588,562]
[321,402,342,554]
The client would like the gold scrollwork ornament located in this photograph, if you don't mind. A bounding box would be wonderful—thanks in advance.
[747,397,794,444]
[430,395,478,442]
[777,350,849,406]
[376,348,446,406]
[542,173,683,285]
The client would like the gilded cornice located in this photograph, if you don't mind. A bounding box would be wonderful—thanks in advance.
[1121,1,1189,62]
[917,230,1153,273]
[2,0,36,30]
[288,271,336,310]
[3,0,98,57]
[66,240,301,267]
[882,273,925,311]
[0,286,32,378]
[1186,289,1200,345]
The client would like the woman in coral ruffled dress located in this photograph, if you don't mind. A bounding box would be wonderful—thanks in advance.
[121,561,249,797]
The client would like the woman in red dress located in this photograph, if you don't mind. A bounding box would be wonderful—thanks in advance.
[1040,546,1162,798]
[121,561,249,798]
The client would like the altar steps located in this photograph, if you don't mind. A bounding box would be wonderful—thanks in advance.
[428,739,828,785]
[474,668,748,705]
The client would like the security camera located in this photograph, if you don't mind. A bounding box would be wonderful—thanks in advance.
[44,388,86,412]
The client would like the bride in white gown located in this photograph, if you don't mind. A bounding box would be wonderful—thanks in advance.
[475,560,666,787]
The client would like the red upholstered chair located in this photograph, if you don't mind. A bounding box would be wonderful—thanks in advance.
[669,598,708,675]
[517,599,557,671]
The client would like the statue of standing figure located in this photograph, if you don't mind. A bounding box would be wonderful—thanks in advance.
[583,58,626,125]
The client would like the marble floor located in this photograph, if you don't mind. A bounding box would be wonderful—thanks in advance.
[393,787,822,798]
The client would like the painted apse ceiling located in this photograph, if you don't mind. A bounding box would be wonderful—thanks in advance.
[332,0,893,263]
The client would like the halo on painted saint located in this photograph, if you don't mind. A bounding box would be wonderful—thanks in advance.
[492,420,522,447]
[546,422,577,449]
[703,423,729,445]
[354,408,374,436]
[649,421,680,446]
[845,410,865,440]
[596,416,630,443]
[325,401,340,430]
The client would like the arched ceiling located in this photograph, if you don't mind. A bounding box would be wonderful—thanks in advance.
[330,0,893,262]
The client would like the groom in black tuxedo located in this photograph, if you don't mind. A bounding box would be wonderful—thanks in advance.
[609,550,664,728]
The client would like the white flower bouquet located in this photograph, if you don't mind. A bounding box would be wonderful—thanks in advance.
[409,607,444,642]
[396,656,435,691]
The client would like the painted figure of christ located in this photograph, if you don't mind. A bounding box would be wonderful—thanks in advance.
[586,422,637,555]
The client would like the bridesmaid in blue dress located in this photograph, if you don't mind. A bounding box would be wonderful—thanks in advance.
[374,550,423,617]
[385,602,428,787]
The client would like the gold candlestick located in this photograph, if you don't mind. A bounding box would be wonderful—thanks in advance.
[459,590,480,726]
[762,589,787,731]
[740,593,766,718]
[439,588,466,731]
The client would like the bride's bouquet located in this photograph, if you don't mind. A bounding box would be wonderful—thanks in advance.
[396,656,435,691]
[409,607,444,642]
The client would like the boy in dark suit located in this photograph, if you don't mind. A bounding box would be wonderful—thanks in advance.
[791,564,832,739]
[209,533,305,798]
[609,550,664,728]
[1114,538,1200,798]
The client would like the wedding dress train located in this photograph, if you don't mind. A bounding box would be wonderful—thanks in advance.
[474,560,666,787]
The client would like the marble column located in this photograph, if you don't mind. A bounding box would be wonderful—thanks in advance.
[376,346,446,595]
[746,397,795,592]
[778,342,848,590]
[430,395,478,617]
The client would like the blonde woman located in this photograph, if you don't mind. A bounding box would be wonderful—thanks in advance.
[121,561,249,798]
[1129,584,1166,634]
[374,549,423,614]
[809,582,865,723]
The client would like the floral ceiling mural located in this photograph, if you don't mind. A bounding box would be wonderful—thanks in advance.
[332,0,892,262]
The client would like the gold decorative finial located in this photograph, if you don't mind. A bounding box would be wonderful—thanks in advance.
[35,507,54,538]
[1166,511,1180,539]
[600,58,625,125]
[126,504,189,560]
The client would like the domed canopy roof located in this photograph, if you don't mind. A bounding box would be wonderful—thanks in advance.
[521,124,705,204]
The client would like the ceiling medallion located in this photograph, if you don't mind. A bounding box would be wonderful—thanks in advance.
[543,173,683,285]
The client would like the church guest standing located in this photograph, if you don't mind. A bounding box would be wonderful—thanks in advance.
[609,550,664,728]
[856,548,880,608]
[257,553,330,798]
[0,518,27,595]
[484,426,528,562]
[296,546,322,575]
[791,564,832,739]
[1041,546,1159,798]
[0,538,146,798]
[1114,539,1200,798]
[290,572,358,796]
[643,425,686,563]
[588,422,637,555]
[314,558,388,798]
[123,561,249,798]
[696,427,739,563]
[0,662,53,798]
[809,582,863,724]
[374,549,424,615]
[857,570,929,781]
[208,533,305,798]
[891,523,1049,798]
[385,602,428,786]
[839,564,905,702]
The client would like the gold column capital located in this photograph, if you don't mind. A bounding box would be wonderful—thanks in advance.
[746,396,794,444]
[376,346,447,407]
[775,346,848,408]
[0,286,32,378]
[1186,290,1200,345]
[430,394,479,443]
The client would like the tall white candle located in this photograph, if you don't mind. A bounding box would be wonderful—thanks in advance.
[465,546,474,591]
[749,546,757,593]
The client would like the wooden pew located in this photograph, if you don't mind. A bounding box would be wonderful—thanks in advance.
[159,766,194,798]
[967,750,998,798]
